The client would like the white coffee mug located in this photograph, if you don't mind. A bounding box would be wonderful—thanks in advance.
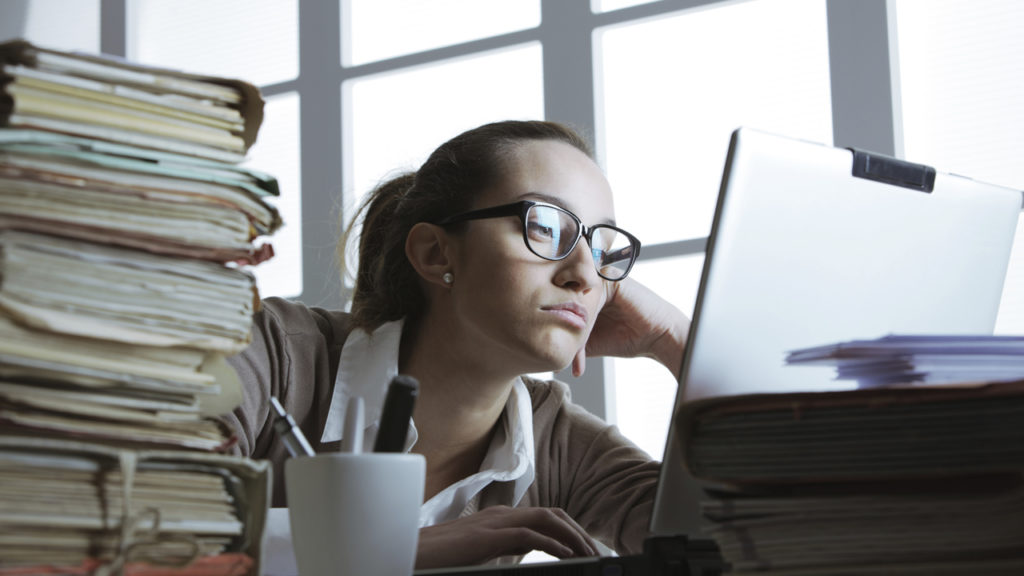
[285,452,425,576]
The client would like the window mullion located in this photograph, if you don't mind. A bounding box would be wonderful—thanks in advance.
[297,0,346,308]
[541,0,614,420]
[826,0,900,156]
[540,0,598,149]
[99,0,126,57]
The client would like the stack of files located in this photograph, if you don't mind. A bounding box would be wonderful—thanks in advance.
[0,231,250,450]
[0,322,238,452]
[0,41,274,575]
[0,128,280,264]
[0,39,263,164]
[0,436,269,576]
[682,380,1024,483]
[0,231,257,351]
[678,334,1024,574]
[702,474,1024,575]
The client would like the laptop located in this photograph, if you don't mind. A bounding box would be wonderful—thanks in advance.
[651,126,1022,535]
[417,127,1023,574]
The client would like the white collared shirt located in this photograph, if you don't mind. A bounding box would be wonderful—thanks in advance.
[321,319,537,525]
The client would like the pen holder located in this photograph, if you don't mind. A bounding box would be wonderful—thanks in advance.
[285,452,425,576]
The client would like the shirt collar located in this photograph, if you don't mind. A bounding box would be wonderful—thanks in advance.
[321,319,404,449]
[500,377,536,504]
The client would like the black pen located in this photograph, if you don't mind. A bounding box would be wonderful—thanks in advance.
[373,375,419,452]
[270,396,315,457]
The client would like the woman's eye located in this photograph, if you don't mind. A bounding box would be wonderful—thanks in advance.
[527,222,556,240]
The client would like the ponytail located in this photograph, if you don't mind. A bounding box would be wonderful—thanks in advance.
[340,172,420,330]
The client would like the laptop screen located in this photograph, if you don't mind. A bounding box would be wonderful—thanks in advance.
[649,127,1022,535]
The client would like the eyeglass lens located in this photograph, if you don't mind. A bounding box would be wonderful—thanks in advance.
[525,205,634,280]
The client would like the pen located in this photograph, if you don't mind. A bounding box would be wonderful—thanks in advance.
[270,396,315,457]
[373,375,419,453]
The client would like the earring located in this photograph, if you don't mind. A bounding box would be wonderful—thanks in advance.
[442,272,454,285]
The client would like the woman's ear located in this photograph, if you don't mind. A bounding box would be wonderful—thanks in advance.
[406,222,454,288]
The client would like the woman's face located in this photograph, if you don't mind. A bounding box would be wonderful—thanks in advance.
[445,139,615,375]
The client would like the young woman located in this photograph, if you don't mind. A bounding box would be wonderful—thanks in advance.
[224,120,689,571]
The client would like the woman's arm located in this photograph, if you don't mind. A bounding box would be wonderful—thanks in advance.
[223,297,347,503]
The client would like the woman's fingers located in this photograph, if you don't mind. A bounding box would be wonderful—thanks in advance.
[416,506,601,569]
[572,347,587,377]
[514,507,600,558]
[493,526,575,559]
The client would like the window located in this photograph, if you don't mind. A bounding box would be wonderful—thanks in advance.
[127,0,298,86]
[593,0,660,13]
[345,46,544,209]
[895,0,1024,334]
[598,0,834,459]
[17,0,99,52]
[598,0,832,244]
[344,0,540,66]
[341,45,544,290]
[612,255,704,456]
[245,94,303,299]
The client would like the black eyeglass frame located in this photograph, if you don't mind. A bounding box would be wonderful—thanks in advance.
[434,200,642,281]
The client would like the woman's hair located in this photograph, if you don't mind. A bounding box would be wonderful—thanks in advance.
[340,120,594,331]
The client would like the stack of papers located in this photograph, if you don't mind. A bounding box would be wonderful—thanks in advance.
[0,39,263,164]
[0,436,268,576]
[680,334,1024,574]
[0,231,256,352]
[704,475,1024,575]
[786,334,1024,387]
[683,381,1024,484]
[0,129,280,264]
[0,41,272,575]
[0,315,231,411]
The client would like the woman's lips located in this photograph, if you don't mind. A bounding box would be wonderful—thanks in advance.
[542,303,588,329]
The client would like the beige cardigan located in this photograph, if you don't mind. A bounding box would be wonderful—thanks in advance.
[222,297,660,555]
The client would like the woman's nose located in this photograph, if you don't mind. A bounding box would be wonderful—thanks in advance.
[554,237,601,290]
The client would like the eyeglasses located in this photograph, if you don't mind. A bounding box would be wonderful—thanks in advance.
[435,200,641,281]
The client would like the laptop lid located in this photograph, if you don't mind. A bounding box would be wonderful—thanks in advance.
[650,127,1023,535]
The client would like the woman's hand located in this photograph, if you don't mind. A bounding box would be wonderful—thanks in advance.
[415,506,601,569]
[573,277,690,380]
